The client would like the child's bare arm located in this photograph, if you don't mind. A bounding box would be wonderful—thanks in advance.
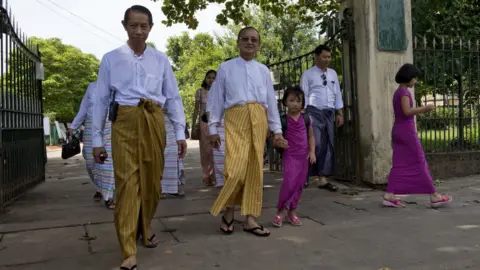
[308,124,315,154]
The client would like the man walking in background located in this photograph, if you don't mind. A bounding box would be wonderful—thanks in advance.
[301,44,344,192]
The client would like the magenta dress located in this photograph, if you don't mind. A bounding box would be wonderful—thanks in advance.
[277,114,310,210]
[386,88,436,194]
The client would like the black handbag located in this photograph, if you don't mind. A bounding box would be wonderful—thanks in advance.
[62,135,81,159]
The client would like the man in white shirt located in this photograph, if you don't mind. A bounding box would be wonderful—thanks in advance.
[208,27,287,237]
[301,44,344,192]
[91,5,187,270]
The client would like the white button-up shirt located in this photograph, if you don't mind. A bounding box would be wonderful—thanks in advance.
[301,66,344,110]
[70,82,96,130]
[207,57,282,135]
[92,44,186,147]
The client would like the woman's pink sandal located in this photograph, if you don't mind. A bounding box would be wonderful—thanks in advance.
[382,199,406,208]
[431,195,452,208]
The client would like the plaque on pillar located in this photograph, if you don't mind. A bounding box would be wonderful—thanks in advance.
[377,0,408,51]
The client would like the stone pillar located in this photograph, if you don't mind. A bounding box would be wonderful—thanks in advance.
[340,0,414,184]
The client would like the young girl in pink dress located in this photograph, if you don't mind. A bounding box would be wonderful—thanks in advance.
[273,86,316,227]
[383,63,453,208]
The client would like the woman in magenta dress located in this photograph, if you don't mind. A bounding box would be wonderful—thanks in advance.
[383,63,452,208]
[272,86,316,227]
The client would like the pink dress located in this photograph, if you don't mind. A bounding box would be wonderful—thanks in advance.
[386,88,436,194]
[277,114,310,210]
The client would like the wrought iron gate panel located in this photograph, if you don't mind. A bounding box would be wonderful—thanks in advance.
[0,1,45,211]
[267,8,360,183]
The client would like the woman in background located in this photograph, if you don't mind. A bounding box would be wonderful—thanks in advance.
[192,70,218,186]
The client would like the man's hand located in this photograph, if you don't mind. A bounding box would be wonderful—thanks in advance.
[335,115,344,127]
[177,140,187,159]
[209,134,221,149]
[93,147,108,164]
[273,133,288,149]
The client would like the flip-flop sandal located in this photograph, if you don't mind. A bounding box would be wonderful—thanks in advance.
[203,178,215,186]
[144,234,159,248]
[318,182,338,192]
[287,215,302,226]
[161,193,185,199]
[104,200,115,210]
[243,225,270,237]
[93,192,102,201]
[220,215,234,234]
[382,199,406,208]
[431,195,453,208]
[272,215,284,227]
[119,265,137,270]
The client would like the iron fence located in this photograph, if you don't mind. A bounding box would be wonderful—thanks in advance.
[0,1,45,211]
[414,35,480,153]
[266,9,359,182]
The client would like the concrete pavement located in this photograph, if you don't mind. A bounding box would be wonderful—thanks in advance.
[0,142,479,269]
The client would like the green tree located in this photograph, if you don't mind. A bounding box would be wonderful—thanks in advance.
[166,8,321,123]
[166,33,227,123]
[412,0,480,37]
[31,37,99,122]
[152,0,339,30]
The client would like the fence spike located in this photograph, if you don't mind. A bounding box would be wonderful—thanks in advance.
[423,35,427,49]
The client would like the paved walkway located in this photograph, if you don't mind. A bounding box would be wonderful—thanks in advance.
[1,142,480,269]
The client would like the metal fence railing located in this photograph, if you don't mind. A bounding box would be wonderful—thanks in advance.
[266,9,360,183]
[414,35,480,153]
[0,0,45,211]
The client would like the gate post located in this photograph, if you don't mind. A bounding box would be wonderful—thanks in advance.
[340,0,414,184]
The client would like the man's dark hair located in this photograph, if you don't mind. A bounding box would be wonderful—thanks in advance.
[282,85,306,108]
[123,5,153,26]
[237,26,261,43]
[395,63,421,84]
[314,44,331,56]
[201,70,217,88]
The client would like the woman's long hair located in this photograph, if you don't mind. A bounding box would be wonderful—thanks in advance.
[201,70,217,89]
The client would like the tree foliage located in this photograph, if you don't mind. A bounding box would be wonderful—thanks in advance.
[31,37,99,122]
[166,8,321,123]
[153,0,339,30]
[412,0,480,37]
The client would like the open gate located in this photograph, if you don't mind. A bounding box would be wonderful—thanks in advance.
[0,1,46,211]
[267,8,360,183]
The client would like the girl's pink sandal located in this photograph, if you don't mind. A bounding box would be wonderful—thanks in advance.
[272,215,284,227]
[287,215,302,226]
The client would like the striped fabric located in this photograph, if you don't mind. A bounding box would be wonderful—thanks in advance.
[213,120,225,187]
[82,117,98,192]
[94,119,115,201]
[111,99,166,259]
[210,103,268,217]
[161,115,185,194]
[199,123,214,180]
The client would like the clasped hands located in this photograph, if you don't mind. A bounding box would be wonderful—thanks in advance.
[93,140,188,164]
